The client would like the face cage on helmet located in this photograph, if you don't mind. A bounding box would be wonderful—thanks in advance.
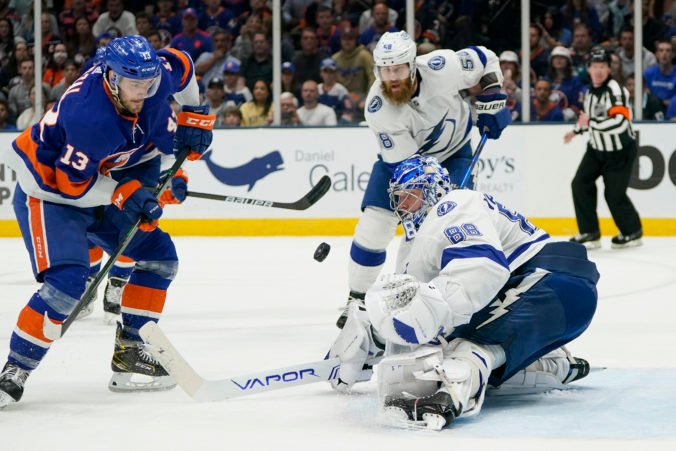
[108,70,161,99]
[389,163,452,229]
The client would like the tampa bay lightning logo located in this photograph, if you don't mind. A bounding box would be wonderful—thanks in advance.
[428,55,446,70]
[436,201,457,216]
[368,96,382,113]
[202,150,284,191]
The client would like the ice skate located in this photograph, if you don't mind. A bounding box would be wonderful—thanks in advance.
[0,363,30,409]
[102,277,126,325]
[383,388,459,431]
[611,230,643,249]
[76,275,98,320]
[109,322,176,392]
[336,291,365,329]
[569,232,601,250]
[490,347,590,396]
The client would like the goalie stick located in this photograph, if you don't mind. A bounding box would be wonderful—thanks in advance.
[139,322,341,402]
[186,175,332,211]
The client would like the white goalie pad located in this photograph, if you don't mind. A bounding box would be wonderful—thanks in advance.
[377,345,445,401]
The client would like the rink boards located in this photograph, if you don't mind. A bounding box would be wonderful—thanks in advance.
[0,123,674,236]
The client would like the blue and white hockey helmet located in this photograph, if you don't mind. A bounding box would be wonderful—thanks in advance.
[104,35,161,98]
[373,31,417,82]
[388,156,452,230]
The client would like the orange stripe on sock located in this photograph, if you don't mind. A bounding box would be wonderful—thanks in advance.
[16,305,61,344]
[28,196,49,273]
[121,283,166,314]
[89,246,104,265]
[117,255,134,263]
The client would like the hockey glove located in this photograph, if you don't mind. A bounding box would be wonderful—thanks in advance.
[158,169,189,207]
[475,92,512,139]
[111,179,163,232]
[175,105,216,161]
[328,299,384,392]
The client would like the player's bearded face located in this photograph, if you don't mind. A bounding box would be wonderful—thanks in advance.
[116,76,157,114]
[380,64,415,105]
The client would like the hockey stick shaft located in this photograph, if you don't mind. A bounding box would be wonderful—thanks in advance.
[59,148,191,337]
[185,174,332,210]
[140,322,341,402]
[459,132,488,189]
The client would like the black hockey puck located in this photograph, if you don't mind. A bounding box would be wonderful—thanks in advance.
[314,242,331,262]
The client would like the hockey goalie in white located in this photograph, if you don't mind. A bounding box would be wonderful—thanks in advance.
[339,31,513,329]
[328,156,599,430]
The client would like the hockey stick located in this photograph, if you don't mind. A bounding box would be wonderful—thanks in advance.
[459,132,488,189]
[140,321,341,402]
[185,174,332,211]
[53,148,192,339]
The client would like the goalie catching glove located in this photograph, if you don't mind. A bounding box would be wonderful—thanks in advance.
[365,274,454,346]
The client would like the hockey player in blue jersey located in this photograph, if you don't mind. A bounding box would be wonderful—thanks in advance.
[0,35,215,408]
[338,31,513,328]
[328,156,598,430]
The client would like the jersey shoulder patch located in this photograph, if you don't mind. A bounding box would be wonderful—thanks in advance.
[367,95,383,113]
[427,55,446,70]
[436,200,457,217]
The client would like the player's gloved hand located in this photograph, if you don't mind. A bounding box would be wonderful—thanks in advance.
[111,179,163,232]
[158,169,189,207]
[328,299,384,392]
[475,91,512,139]
[366,274,454,346]
[175,105,216,161]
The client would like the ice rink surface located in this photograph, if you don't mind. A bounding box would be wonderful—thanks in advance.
[0,236,675,451]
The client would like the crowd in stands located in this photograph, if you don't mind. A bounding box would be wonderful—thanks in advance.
[0,0,675,130]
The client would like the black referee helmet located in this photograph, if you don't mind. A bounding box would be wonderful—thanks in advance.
[588,46,611,66]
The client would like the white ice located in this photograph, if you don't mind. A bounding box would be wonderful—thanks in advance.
[1,236,675,451]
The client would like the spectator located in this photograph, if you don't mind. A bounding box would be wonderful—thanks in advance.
[68,16,96,65]
[147,29,164,50]
[272,91,301,126]
[195,28,238,87]
[16,84,50,131]
[222,103,242,127]
[607,0,631,38]
[135,11,153,38]
[240,32,272,91]
[643,40,675,106]
[638,1,667,53]
[318,57,354,123]
[0,39,29,89]
[499,50,522,88]
[528,79,564,121]
[223,60,252,107]
[315,5,340,55]
[0,17,15,71]
[617,27,656,78]
[199,0,236,32]
[527,23,550,78]
[92,0,137,37]
[205,78,228,127]
[560,0,601,42]
[297,79,337,126]
[0,98,16,130]
[152,0,180,36]
[16,8,60,47]
[58,0,99,44]
[358,0,398,34]
[539,7,572,48]
[282,0,327,29]
[625,73,666,121]
[240,79,272,126]
[51,59,80,100]
[292,28,327,84]
[569,23,592,83]
[43,42,69,87]
[170,8,213,61]
[546,46,584,119]
[332,27,375,99]
[667,96,676,120]
[231,13,264,62]
[609,50,625,85]
[359,2,397,52]
[8,59,50,119]
[281,61,301,101]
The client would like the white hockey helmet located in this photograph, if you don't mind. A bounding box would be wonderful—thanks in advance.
[373,31,417,82]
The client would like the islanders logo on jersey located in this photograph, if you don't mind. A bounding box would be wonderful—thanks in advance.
[428,56,446,70]
[436,201,457,217]
[368,96,383,113]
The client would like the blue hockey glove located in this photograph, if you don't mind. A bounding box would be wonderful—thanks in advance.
[111,179,163,232]
[175,105,215,161]
[159,169,188,206]
[475,92,512,139]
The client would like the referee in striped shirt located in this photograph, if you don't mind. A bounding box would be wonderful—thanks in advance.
[563,47,643,249]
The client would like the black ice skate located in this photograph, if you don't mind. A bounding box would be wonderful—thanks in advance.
[611,230,643,249]
[569,232,601,250]
[383,388,460,431]
[103,277,126,325]
[336,291,365,329]
[109,322,176,392]
[0,363,30,409]
[76,275,98,320]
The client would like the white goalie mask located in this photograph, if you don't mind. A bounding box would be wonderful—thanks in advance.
[373,31,417,82]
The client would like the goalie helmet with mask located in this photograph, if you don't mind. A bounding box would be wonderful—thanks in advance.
[103,35,161,114]
[388,156,452,238]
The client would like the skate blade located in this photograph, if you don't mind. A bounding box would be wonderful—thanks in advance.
[611,238,642,249]
[583,240,601,250]
[381,407,447,431]
[0,391,18,409]
[108,372,176,393]
[76,305,95,320]
[102,312,119,326]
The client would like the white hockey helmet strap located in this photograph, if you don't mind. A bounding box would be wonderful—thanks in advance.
[373,31,417,82]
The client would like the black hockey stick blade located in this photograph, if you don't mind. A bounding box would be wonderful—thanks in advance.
[186,175,332,210]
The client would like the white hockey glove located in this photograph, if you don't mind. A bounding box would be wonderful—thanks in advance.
[328,299,384,392]
[365,274,454,346]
